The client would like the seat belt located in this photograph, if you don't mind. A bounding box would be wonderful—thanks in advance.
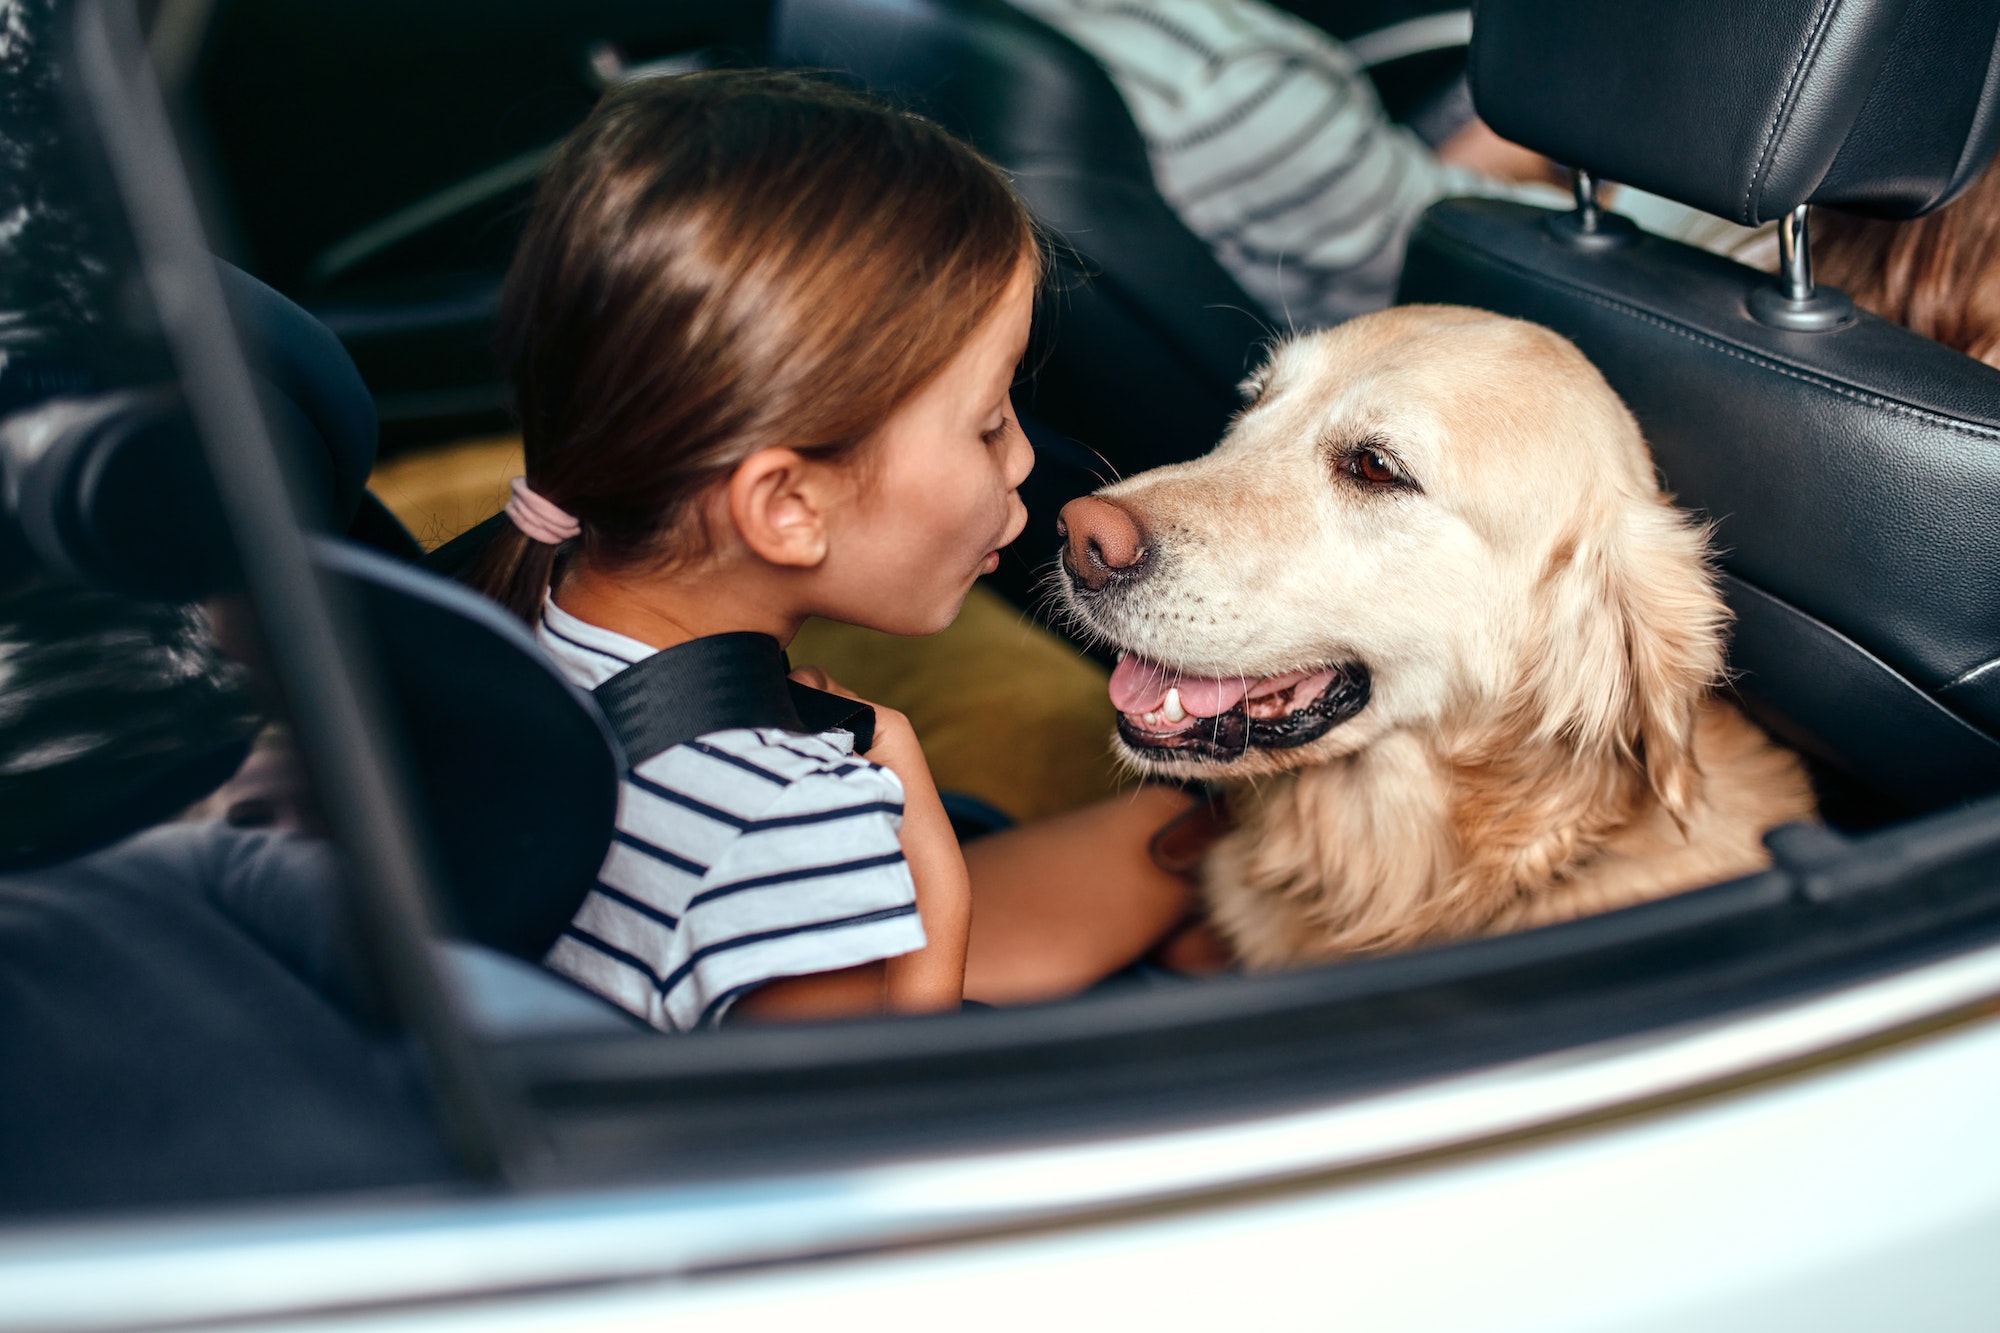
[589,630,875,770]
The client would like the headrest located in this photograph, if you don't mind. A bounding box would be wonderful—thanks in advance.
[218,261,377,522]
[0,262,377,600]
[317,540,619,961]
[774,0,1155,184]
[1470,0,2000,224]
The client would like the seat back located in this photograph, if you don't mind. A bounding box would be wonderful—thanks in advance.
[775,0,1268,472]
[1398,0,2000,810]
[316,540,620,961]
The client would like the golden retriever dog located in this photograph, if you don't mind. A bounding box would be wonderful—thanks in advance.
[1056,305,1815,969]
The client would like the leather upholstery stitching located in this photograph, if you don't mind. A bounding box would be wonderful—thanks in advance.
[1424,223,2000,443]
[1560,290,2000,444]
[1745,0,1843,223]
[1943,657,2000,691]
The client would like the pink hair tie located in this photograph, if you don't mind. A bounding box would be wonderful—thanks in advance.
[505,477,581,545]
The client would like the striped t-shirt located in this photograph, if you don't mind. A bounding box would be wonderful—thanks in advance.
[1009,0,1559,327]
[1010,0,1753,327]
[536,601,925,1031]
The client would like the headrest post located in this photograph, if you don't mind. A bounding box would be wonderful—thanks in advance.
[1749,204,1855,333]
[1571,168,1601,233]
[1778,205,1814,302]
[1546,165,1637,251]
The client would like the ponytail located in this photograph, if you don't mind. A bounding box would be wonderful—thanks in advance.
[468,522,562,624]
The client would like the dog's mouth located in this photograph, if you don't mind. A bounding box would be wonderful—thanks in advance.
[1109,653,1372,763]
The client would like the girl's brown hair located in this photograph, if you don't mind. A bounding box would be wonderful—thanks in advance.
[1813,154,2000,368]
[471,70,1039,621]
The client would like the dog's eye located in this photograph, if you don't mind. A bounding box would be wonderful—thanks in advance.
[1346,446,1404,487]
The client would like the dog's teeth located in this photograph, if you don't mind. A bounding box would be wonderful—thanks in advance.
[1163,688,1186,723]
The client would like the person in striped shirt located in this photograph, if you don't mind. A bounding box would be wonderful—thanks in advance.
[1010,0,1755,329]
[470,71,1197,1031]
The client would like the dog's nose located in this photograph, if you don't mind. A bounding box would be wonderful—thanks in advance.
[1057,495,1147,590]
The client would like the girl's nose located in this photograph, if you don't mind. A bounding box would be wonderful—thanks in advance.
[1006,418,1035,488]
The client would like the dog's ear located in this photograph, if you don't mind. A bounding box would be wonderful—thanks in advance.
[1522,496,1726,822]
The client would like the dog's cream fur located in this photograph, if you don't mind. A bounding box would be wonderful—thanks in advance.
[1065,305,1815,969]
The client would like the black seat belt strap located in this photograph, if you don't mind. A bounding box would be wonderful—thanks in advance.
[589,631,874,770]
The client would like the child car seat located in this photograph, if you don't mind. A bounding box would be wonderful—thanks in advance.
[1396,0,2000,812]
[313,539,621,962]
[0,264,419,868]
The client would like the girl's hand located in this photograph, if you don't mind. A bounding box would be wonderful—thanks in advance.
[789,665,970,1012]
[787,665,926,787]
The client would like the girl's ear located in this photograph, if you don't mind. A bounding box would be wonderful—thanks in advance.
[726,448,830,569]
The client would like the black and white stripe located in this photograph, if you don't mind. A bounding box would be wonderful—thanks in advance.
[537,602,924,1031]
[1010,0,1567,327]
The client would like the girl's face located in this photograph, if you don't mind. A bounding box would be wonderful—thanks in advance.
[815,262,1036,635]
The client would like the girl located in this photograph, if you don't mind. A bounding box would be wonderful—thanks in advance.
[472,69,1196,1030]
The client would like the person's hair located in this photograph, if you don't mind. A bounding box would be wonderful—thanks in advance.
[470,69,1040,621]
[1813,153,2000,368]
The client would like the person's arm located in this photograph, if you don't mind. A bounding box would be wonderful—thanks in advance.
[709,667,971,1026]
[868,706,972,1012]
[960,785,1196,1005]
[789,666,970,1013]
[729,960,886,1023]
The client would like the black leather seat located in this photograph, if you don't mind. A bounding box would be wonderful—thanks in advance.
[1397,0,2000,813]
[775,0,1271,474]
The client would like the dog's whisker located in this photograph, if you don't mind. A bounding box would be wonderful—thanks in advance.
[1273,251,1298,340]
[1201,301,1280,343]
[1071,440,1123,485]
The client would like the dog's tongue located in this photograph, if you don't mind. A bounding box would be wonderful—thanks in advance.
[1108,653,1255,719]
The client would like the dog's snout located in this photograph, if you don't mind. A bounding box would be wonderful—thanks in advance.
[1058,496,1148,590]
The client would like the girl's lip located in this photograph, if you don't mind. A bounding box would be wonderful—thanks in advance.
[979,550,1001,574]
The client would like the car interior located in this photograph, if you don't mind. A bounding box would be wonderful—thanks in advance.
[6,0,2000,1246]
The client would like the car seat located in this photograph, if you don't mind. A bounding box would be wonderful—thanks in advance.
[0,300,636,1210]
[0,264,624,961]
[314,538,621,965]
[1396,0,2000,813]
[0,264,423,867]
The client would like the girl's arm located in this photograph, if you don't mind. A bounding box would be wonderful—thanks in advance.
[863,704,972,1011]
[726,712,968,1024]
[730,961,887,1022]
[723,707,969,1022]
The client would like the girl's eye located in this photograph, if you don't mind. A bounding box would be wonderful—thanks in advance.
[982,418,1014,446]
[1346,445,1403,487]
